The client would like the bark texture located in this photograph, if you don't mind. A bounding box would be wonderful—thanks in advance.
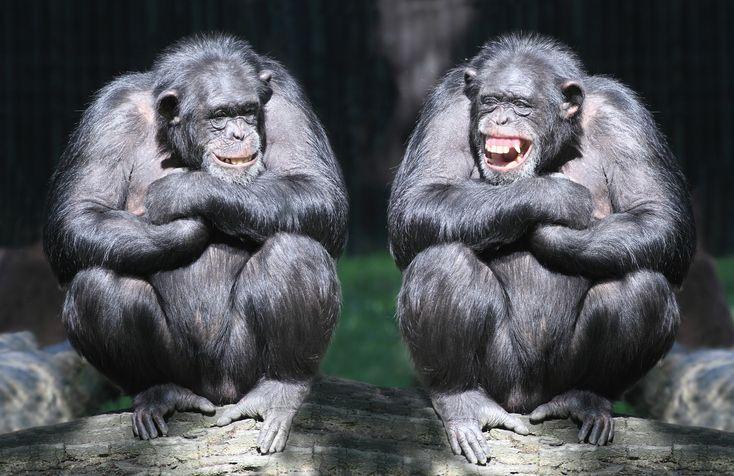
[1,377,734,475]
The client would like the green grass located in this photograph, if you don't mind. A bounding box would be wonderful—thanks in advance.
[716,256,734,309]
[321,253,414,387]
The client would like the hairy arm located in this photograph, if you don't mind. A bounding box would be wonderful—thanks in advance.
[43,76,210,284]
[388,71,592,270]
[530,82,695,285]
[144,69,348,258]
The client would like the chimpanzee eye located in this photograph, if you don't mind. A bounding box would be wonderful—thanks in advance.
[512,99,531,108]
[211,113,227,129]
[480,95,499,112]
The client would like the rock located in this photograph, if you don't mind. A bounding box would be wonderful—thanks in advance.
[1,377,733,475]
[0,332,118,433]
[628,347,734,432]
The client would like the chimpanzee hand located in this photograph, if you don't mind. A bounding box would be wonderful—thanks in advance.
[540,173,594,230]
[144,171,205,225]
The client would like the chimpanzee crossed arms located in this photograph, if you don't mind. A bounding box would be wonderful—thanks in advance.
[44,34,347,453]
[389,34,694,464]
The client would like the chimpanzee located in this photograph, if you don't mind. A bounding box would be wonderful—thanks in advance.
[44,34,347,453]
[388,34,694,464]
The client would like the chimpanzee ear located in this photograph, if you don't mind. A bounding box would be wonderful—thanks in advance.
[258,70,273,104]
[156,89,180,124]
[259,69,273,83]
[464,67,477,84]
[561,80,584,119]
[463,67,478,98]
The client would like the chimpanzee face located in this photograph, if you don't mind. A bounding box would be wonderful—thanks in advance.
[156,62,272,185]
[464,57,583,184]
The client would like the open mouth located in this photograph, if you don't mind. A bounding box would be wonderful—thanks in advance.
[484,135,532,172]
[213,152,258,168]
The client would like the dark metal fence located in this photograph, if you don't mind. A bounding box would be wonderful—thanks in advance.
[1,0,732,253]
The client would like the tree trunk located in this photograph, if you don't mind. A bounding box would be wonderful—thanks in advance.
[1,377,733,475]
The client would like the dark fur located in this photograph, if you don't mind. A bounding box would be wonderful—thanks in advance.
[44,34,347,451]
[388,34,694,463]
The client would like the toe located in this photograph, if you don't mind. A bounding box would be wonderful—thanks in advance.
[131,414,139,437]
[457,431,478,464]
[472,427,491,457]
[447,430,462,455]
[578,417,593,443]
[135,412,150,440]
[588,416,603,445]
[503,413,530,435]
[529,403,552,422]
[192,396,216,414]
[598,416,611,446]
[216,406,241,427]
[272,425,289,453]
[609,417,615,443]
[153,413,169,437]
[466,431,487,465]
[143,412,159,439]
[258,423,279,454]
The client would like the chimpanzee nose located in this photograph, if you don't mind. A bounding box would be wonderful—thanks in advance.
[226,120,246,141]
[496,113,510,125]
[232,127,245,140]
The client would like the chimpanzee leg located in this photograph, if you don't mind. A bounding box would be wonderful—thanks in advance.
[63,267,172,392]
[216,232,340,454]
[531,270,679,445]
[398,243,529,465]
[63,267,215,440]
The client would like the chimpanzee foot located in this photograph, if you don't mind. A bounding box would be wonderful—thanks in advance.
[215,379,310,454]
[529,390,614,445]
[432,389,529,465]
[132,384,216,440]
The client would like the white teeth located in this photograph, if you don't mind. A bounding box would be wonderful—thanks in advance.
[514,143,521,154]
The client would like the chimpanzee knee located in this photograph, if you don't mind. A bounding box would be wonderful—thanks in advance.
[235,233,339,381]
[572,270,679,397]
[63,267,170,392]
[398,243,507,391]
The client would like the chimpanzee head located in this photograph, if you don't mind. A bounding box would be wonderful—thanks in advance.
[464,35,585,184]
[152,35,273,184]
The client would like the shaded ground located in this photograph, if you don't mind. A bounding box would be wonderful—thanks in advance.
[3,377,734,475]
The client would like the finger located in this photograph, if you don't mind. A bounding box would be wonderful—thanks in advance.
[131,414,139,437]
[457,432,478,465]
[578,418,593,443]
[144,413,159,439]
[135,413,150,440]
[466,433,487,465]
[153,414,169,437]
[448,430,462,455]
[598,417,611,446]
[502,414,530,435]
